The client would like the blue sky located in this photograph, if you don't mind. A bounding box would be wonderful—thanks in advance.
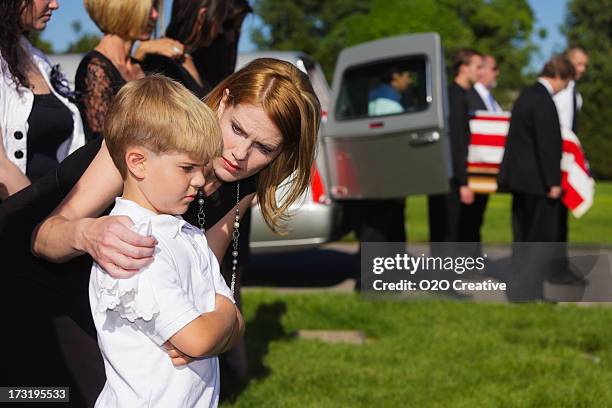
[41,0,568,71]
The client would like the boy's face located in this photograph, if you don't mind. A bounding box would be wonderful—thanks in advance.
[137,150,209,215]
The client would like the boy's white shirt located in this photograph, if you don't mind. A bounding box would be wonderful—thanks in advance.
[89,197,234,408]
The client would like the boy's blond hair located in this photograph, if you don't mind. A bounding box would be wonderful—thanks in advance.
[105,74,222,179]
[84,0,152,40]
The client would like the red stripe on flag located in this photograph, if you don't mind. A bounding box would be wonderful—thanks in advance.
[562,178,584,210]
[467,162,500,169]
[471,115,511,122]
[470,134,507,147]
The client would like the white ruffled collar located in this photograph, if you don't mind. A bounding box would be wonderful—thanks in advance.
[113,197,192,239]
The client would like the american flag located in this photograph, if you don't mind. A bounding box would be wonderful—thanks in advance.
[467,110,594,218]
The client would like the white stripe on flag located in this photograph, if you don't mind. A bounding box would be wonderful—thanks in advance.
[567,160,594,209]
[468,145,505,164]
[469,120,510,135]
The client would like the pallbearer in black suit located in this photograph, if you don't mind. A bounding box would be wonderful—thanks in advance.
[498,55,575,300]
[550,46,590,285]
[463,55,501,246]
[428,49,482,243]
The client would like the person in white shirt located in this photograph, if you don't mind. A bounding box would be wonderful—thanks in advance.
[553,46,588,132]
[0,0,85,199]
[471,55,502,112]
[461,54,501,254]
[89,75,244,407]
[549,46,589,286]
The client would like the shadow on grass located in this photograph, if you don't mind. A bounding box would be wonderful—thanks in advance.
[245,248,360,287]
[220,301,291,403]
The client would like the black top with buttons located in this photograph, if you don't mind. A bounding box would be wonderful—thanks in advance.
[26,92,74,181]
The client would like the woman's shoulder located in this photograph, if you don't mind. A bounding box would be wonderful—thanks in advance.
[76,51,117,78]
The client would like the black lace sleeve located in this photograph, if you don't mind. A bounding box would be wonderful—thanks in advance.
[75,52,126,141]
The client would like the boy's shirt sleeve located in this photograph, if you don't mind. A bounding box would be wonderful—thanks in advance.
[96,240,201,347]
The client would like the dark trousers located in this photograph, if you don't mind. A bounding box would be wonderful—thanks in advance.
[459,193,489,242]
[428,181,488,245]
[512,192,563,242]
[508,192,564,300]
[344,199,406,242]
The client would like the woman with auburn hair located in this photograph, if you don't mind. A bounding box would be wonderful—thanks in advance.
[76,0,185,141]
[0,0,85,199]
[0,58,320,401]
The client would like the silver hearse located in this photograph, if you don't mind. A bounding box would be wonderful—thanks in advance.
[49,32,451,252]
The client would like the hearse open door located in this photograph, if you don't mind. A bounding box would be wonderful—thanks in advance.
[322,33,451,199]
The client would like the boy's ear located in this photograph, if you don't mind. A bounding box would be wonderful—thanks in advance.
[125,147,147,179]
[217,88,230,119]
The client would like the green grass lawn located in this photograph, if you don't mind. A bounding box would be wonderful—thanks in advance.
[222,291,612,407]
[404,181,612,244]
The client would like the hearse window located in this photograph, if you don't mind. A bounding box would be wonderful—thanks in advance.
[335,55,429,120]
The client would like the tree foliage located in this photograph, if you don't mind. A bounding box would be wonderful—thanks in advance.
[564,0,612,179]
[28,31,54,54]
[65,20,100,54]
[65,33,100,54]
[252,0,536,107]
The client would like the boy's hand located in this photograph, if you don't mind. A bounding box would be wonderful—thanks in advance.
[163,341,194,366]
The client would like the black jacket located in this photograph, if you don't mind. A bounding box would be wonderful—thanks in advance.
[447,82,471,186]
[466,87,487,113]
[498,81,562,195]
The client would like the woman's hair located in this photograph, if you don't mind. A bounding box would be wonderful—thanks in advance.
[540,55,576,80]
[84,0,152,40]
[165,0,229,48]
[204,58,321,233]
[0,0,33,89]
[105,75,222,179]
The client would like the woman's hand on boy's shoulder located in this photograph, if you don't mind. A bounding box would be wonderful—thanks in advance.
[85,215,157,278]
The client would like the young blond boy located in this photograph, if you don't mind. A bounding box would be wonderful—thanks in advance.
[89,75,244,407]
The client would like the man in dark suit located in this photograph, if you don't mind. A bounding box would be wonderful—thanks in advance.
[428,48,482,243]
[498,55,575,300]
[463,54,501,247]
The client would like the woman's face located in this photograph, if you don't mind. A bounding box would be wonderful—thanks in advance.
[138,1,159,41]
[20,0,59,32]
[213,94,284,183]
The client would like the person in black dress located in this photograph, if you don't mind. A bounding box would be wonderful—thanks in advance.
[0,0,85,199]
[192,0,253,88]
[498,55,575,300]
[138,0,232,100]
[0,58,321,403]
[76,0,171,141]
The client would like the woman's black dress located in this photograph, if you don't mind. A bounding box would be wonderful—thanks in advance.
[140,53,211,99]
[26,92,74,181]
